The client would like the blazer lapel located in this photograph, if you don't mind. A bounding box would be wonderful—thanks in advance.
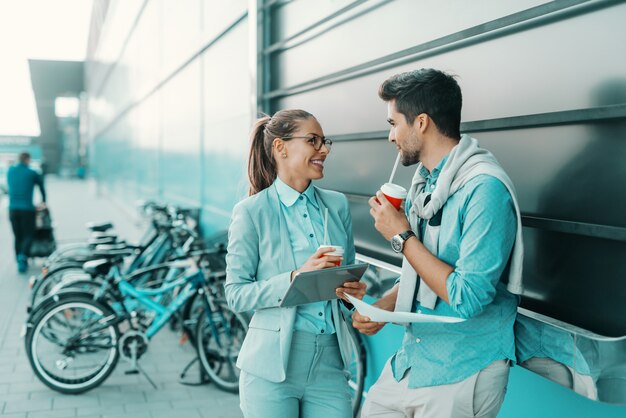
[267,184,297,272]
[267,183,297,373]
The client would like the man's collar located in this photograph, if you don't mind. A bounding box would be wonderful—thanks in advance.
[274,177,318,208]
[419,155,449,181]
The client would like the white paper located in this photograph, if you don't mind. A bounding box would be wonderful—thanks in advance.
[345,293,465,324]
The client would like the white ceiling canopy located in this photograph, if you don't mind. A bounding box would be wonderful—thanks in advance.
[0,0,93,136]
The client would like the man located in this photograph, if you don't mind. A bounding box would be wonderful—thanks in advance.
[7,152,46,273]
[353,69,524,418]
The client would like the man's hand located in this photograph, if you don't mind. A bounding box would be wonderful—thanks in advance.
[336,280,366,302]
[352,310,386,336]
[351,285,398,336]
[368,191,411,240]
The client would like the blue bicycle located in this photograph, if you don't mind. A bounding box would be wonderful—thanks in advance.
[24,256,247,394]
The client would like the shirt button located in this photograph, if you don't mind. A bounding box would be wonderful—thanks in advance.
[299,196,303,200]
[415,337,421,343]
[309,233,314,238]
[318,312,323,316]
[321,329,325,334]
[303,213,308,218]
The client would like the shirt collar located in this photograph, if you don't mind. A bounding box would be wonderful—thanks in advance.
[419,155,449,182]
[274,177,319,208]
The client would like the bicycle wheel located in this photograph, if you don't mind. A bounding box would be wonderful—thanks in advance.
[25,295,120,394]
[31,264,86,307]
[346,323,367,417]
[195,301,248,393]
[179,291,205,345]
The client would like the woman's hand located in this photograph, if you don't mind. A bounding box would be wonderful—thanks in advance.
[291,246,343,280]
[336,280,367,302]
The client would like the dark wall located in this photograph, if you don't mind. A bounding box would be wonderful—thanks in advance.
[259,0,626,337]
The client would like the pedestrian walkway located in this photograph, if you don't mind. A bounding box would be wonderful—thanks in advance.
[0,178,242,418]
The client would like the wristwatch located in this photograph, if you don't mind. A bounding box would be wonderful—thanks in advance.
[391,230,416,253]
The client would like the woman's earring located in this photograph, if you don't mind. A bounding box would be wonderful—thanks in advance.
[281,153,287,158]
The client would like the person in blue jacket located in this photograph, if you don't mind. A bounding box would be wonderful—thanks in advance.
[7,152,46,273]
[225,109,367,418]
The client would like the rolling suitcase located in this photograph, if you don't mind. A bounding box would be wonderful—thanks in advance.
[29,207,57,257]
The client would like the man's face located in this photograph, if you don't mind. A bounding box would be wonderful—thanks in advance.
[386,100,421,166]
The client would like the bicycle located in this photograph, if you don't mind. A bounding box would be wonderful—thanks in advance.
[346,323,367,416]
[29,206,199,310]
[24,256,247,394]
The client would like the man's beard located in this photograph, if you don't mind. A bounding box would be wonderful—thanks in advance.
[400,129,420,166]
[401,148,420,166]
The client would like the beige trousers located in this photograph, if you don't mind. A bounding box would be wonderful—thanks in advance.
[361,359,510,418]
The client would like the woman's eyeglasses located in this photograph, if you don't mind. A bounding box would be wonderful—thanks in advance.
[282,135,333,151]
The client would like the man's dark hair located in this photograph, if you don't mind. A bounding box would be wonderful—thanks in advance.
[378,68,462,139]
[18,152,31,164]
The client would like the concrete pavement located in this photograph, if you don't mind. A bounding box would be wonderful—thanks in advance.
[0,178,242,418]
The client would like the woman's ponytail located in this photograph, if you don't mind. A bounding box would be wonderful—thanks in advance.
[247,116,275,196]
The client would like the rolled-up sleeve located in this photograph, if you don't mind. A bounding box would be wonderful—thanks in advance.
[224,203,291,313]
[446,177,516,319]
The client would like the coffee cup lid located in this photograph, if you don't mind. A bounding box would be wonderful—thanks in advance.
[381,182,407,198]
[318,244,344,254]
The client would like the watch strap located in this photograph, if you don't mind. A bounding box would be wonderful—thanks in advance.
[399,230,416,241]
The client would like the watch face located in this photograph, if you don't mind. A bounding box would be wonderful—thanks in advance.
[391,236,403,253]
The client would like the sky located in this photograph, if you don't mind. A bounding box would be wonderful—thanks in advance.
[0,0,93,136]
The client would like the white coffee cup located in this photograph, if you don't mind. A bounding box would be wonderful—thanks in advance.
[380,182,408,210]
[318,245,344,267]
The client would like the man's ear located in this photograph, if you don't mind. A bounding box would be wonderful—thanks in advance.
[414,113,429,133]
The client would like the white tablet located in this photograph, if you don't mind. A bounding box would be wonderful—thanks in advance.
[279,263,369,308]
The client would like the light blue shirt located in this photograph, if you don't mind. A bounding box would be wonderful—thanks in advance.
[514,315,592,375]
[392,156,519,388]
[274,178,335,335]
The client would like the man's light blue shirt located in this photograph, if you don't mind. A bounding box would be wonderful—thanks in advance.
[392,156,519,388]
[274,178,335,335]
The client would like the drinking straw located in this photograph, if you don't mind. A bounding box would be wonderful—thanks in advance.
[389,153,401,184]
[323,208,329,245]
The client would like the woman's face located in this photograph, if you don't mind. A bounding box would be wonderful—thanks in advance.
[277,117,330,182]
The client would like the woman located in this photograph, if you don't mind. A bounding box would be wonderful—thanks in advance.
[225,109,366,418]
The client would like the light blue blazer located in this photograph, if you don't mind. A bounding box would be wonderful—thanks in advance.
[225,182,356,383]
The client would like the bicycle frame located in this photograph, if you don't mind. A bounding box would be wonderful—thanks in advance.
[53,257,232,357]
[117,269,205,338]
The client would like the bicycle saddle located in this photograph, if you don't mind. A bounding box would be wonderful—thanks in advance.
[88,237,118,246]
[86,222,114,232]
[83,259,114,276]
[92,248,134,258]
[94,243,129,252]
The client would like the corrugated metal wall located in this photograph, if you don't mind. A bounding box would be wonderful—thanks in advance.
[258,0,626,337]
[86,0,250,234]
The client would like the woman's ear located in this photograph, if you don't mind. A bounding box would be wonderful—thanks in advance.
[273,138,283,152]
[273,138,287,158]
